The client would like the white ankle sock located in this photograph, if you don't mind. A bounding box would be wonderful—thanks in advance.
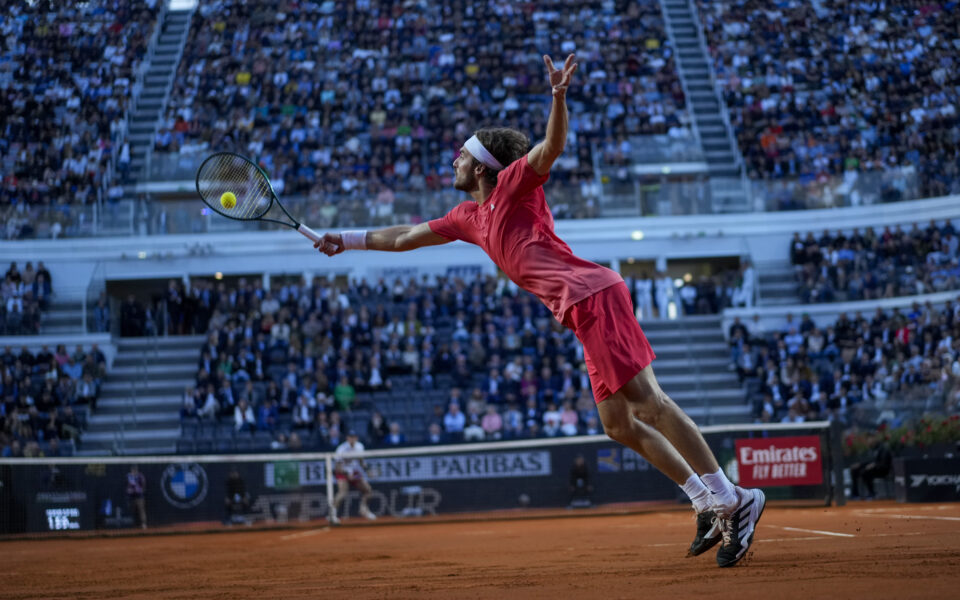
[701,468,738,511]
[680,473,712,513]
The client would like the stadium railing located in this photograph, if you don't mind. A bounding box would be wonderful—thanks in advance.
[0,421,842,535]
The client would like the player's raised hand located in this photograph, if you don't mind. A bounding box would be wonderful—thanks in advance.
[543,53,578,96]
[314,232,344,256]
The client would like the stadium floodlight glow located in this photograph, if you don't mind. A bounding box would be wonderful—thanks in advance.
[631,230,644,240]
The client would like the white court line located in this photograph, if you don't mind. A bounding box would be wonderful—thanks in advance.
[280,527,330,540]
[646,536,828,548]
[645,531,925,549]
[769,525,855,538]
[854,512,960,522]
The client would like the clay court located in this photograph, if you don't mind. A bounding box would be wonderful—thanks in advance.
[5,501,960,599]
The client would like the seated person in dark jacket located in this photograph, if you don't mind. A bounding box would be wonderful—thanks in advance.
[849,434,892,499]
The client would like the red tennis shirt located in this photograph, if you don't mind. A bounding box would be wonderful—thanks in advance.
[429,156,623,322]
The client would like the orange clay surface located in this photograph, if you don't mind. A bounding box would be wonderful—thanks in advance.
[4,501,960,600]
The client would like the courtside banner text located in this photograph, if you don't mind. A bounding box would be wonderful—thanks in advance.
[736,435,823,487]
[266,450,551,488]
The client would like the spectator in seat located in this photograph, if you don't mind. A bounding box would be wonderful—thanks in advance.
[367,410,389,446]
[542,402,562,437]
[443,402,466,441]
[427,422,444,445]
[559,400,579,436]
[293,394,314,429]
[234,398,255,433]
[481,404,503,441]
[385,422,405,446]
[503,402,523,439]
[463,403,485,442]
[333,376,356,412]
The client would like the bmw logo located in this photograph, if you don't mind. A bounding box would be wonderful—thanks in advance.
[160,463,209,509]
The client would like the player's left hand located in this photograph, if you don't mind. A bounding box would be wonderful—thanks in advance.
[543,53,578,96]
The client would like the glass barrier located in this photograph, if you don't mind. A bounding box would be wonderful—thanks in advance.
[629,133,705,164]
[752,167,920,212]
[145,151,205,182]
[1,155,929,239]
[2,202,138,240]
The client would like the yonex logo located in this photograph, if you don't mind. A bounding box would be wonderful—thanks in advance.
[909,473,960,491]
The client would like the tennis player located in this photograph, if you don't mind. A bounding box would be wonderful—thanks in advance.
[330,430,377,524]
[316,54,764,567]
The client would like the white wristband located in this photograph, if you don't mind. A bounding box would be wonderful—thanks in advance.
[341,230,368,250]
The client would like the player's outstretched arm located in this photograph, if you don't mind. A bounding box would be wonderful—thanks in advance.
[315,222,451,256]
[527,53,578,176]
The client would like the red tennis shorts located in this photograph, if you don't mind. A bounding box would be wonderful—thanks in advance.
[561,282,656,403]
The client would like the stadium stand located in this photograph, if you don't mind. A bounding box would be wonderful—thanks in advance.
[0,343,107,457]
[156,0,687,224]
[174,274,600,451]
[731,298,960,427]
[0,0,161,238]
[697,0,960,200]
[1,261,54,335]
[790,220,960,303]
[166,263,749,452]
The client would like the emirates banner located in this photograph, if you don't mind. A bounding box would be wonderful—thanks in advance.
[736,435,824,487]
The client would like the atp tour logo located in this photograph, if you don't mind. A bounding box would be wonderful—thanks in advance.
[161,463,209,509]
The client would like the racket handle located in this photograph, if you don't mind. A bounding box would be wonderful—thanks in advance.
[297,223,322,243]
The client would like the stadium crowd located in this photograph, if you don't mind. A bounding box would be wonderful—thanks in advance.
[172,273,607,448]
[157,0,687,225]
[0,343,107,457]
[729,300,960,427]
[790,221,960,303]
[1,261,53,335]
[0,0,161,238]
[164,261,756,449]
[698,0,960,199]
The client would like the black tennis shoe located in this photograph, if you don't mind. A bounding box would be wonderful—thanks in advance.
[716,487,766,568]
[687,509,722,557]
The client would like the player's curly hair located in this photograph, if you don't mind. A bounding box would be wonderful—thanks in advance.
[474,127,530,185]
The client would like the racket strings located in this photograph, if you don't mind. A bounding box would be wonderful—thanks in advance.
[198,155,272,219]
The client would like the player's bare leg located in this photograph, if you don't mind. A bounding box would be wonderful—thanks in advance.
[330,479,349,524]
[604,365,765,566]
[597,395,699,485]
[355,480,376,520]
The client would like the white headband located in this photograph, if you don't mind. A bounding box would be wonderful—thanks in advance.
[464,135,504,170]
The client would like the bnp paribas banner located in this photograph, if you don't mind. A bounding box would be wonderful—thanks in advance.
[265,450,552,488]
[1,441,677,534]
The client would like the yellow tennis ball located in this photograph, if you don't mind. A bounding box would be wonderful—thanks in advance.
[220,191,236,209]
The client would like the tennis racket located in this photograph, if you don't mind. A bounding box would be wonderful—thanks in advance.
[195,151,322,243]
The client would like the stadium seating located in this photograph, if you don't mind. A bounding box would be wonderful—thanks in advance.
[731,300,960,427]
[1,261,54,335]
[0,343,107,457]
[790,221,960,303]
[696,0,960,199]
[158,0,687,223]
[170,274,604,451]
[0,0,161,238]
